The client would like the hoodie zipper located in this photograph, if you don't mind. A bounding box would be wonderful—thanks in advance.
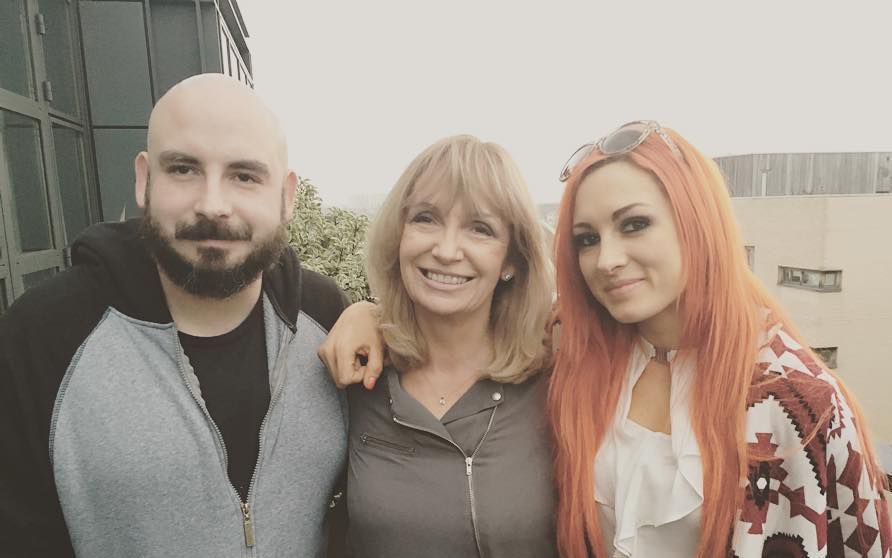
[392,406,498,557]
[241,502,255,547]
[174,326,293,550]
[241,327,292,547]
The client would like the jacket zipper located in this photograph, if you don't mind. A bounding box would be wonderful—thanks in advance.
[465,408,497,557]
[392,406,498,558]
[174,326,293,551]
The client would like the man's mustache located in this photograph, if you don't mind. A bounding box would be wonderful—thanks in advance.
[175,218,252,242]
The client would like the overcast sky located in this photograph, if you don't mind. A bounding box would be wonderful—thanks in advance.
[236,0,892,208]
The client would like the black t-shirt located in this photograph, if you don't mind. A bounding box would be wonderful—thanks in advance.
[178,298,269,502]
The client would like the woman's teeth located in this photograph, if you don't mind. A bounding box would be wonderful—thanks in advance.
[424,270,469,285]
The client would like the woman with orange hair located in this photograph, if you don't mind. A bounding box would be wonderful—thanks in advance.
[550,120,890,557]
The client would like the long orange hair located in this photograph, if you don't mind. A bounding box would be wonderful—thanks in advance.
[548,128,887,557]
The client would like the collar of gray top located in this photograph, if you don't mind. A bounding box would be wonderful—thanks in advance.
[385,368,505,431]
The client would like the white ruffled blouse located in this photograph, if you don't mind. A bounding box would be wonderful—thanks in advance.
[593,338,703,557]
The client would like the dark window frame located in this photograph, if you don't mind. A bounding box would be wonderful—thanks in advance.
[811,346,838,369]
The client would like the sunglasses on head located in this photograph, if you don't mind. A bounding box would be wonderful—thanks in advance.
[558,120,683,182]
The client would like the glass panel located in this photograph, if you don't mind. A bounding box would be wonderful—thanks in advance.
[744,246,754,270]
[812,347,838,369]
[221,34,230,76]
[226,39,235,76]
[0,278,8,315]
[878,154,892,194]
[0,110,53,252]
[93,128,145,221]
[200,4,221,72]
[0,0,34,98]
[151,0,202,96]
[79,1,153,126]
[802,271,820,288]
[0,208,6,261]
[39,0,80,116]
[821,271,841,289]
[52,125,91,242]
[22,267,57,291]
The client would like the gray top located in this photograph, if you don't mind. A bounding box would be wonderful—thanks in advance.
[50,297,347,557]
[346,367,557,558]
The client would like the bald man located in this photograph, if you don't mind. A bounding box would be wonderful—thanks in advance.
[0,75,349,557]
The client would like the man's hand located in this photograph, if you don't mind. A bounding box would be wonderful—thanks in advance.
[318,301,385,390]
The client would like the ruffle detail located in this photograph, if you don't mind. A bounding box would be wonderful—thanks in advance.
[594,338,703,557]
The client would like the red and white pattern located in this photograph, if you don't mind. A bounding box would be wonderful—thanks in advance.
[731,327,891,557]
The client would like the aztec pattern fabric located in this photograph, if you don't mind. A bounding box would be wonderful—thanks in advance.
[731,326,891,557]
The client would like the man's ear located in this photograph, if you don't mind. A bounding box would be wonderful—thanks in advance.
[283,171,298,220]
[135,152,150,209]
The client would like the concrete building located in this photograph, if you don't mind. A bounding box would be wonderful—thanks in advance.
[716,153,892,472]
[0,0,251,311]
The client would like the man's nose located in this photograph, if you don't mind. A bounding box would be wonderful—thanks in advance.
[193,175,233,218]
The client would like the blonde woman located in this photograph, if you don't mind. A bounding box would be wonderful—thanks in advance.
[343,135,557,557]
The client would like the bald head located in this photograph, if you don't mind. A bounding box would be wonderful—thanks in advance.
[147,73,288,171]
[134,73,298,240]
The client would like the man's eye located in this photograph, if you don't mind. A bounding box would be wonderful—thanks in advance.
[573,232,599,248]
[235,173,259,184]
[621,217,651,233]
[168,165,195,175]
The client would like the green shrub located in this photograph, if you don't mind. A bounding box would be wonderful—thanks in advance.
[287,177,371,303]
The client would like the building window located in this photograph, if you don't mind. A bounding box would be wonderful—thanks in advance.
[744,245,755,270]
[878,155,892,193]
[811,347,838,369]
[778,266,842,292]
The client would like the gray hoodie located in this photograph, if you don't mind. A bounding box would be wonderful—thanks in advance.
[1,219,348,557]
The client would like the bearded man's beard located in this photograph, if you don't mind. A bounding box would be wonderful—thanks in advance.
[139,195,288,299]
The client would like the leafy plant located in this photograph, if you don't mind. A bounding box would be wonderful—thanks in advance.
[287,177,371,302]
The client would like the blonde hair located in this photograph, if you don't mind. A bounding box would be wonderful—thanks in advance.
[366,135,553,382]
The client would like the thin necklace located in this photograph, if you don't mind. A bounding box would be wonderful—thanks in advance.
[416,370,480,406]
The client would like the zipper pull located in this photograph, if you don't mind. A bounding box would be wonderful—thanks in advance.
[241,502,256,548]
[465,456,473,476]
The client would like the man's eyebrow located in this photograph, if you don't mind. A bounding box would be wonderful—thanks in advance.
[158,151,200,166]
[229,160,270,176]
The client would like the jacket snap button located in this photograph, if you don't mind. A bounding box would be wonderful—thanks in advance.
[492,392,502,402]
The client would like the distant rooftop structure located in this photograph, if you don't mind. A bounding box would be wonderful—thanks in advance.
[714,152,892,197]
